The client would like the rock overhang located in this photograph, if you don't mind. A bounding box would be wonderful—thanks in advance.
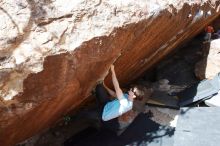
[0,0,220,145]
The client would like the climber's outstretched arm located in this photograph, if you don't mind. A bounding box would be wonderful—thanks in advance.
[103,81,116,97]
[110,65,123,100]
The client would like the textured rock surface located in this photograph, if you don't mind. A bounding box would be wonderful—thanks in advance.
[0,0,220,145]
[156,35,206,85]
[195,39,220,79]
[16,32,211,146]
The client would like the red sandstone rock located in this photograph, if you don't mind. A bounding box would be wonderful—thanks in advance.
[0,0,220,145]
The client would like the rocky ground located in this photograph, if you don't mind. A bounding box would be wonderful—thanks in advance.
[16,34,220,146]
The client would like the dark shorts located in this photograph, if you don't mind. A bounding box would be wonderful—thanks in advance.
[95,84,120,132]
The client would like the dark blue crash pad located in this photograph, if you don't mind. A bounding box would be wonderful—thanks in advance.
[120,113,175,146]
[146,91,179,109]
[174,107,220,146]
[64,126,122,146]
[64,113,175,146]
[177,73,220,106]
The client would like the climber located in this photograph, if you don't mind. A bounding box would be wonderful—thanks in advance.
[63,65,136,132]
[204,25,214,42]
[95,65,136,121]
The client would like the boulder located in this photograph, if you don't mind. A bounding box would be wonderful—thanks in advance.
[195,39,220,80]
[0,0,220,145]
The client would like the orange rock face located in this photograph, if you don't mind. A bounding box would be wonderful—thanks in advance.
[0,1,220,145]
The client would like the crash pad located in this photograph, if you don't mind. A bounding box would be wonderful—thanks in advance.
[64,113,175,146]
[120,113,175,146]
[174,107,220,146]
[177,76,219,106]
[146,91,179,109]
[205,91,220,107]
[64,127,122,146]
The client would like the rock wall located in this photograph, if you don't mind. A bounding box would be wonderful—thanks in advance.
[195,39,220,80]
[0,0,220,145]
